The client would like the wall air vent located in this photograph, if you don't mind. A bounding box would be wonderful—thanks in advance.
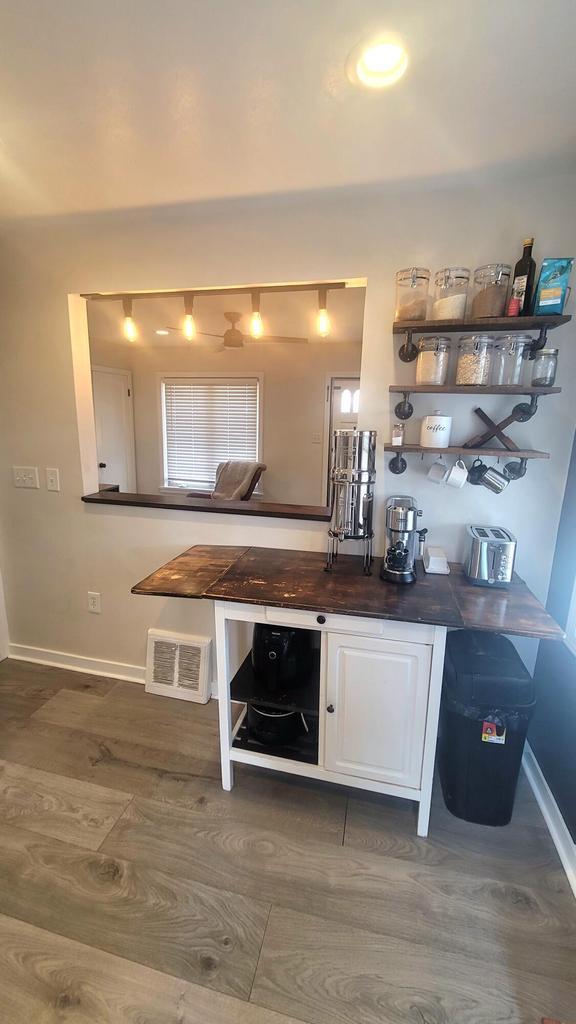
[145,628,211,703]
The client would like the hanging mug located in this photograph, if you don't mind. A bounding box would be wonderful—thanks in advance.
[480,466,509,493]
[445,458,468,489]
[427,456,448,484]
[467,457,487,485]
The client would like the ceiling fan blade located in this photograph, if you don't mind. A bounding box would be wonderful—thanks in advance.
[198,330,225,339]
[245,334,308,344]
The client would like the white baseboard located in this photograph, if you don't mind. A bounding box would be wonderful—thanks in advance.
[8,643,145,684]
[523,742,576,899]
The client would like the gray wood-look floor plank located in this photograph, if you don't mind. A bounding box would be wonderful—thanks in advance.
[0,823,269,1000]
[0,758,131,849]
[0,715,346,844]
[0,914,304,1024]
[344,790,563,885]
[0,659,116,723]
[102,794,576,984]
[32,686,225,757]
[251,905,576,1024]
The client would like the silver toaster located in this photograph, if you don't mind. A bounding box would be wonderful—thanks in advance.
[465,526,517,587]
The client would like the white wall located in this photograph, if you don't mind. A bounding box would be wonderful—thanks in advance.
[0,169,575,672]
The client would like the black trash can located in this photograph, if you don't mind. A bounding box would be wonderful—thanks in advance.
[438,630,535,826]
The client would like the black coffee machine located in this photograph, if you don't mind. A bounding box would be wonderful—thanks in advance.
[251,623,313,692]
[249,624,314,746]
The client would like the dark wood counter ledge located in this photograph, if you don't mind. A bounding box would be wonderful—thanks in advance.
[132,545,564,641]
[82,491,331,522]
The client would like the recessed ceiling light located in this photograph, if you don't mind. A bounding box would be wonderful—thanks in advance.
[155,329,170,335]
[347,35,408,89]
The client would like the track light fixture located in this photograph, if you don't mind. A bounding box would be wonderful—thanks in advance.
[250,291,264,338]
[316,287,330,337]
[122,297,137,341]
[182,293,196,341]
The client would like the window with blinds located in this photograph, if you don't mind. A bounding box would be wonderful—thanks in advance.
[161,377,260,490]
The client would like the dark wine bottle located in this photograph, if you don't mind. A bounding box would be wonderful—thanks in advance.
[507,238,536,316]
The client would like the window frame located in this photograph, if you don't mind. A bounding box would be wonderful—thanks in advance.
[159,373,264,493]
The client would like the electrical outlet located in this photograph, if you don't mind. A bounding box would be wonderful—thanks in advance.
[87,592,101,614]
[46,468,60,492]
[13,466,40,489]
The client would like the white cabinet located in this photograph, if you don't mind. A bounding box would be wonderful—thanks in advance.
[324,633,432,789]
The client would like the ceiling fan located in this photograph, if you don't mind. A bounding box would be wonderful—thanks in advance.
[160,311,308,348]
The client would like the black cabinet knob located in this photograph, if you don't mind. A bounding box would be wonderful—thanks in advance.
[98,462,107,469]
[326,704,335,713]
[317,614,326,624]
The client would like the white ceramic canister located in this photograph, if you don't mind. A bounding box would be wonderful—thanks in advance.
[420,410,452,449]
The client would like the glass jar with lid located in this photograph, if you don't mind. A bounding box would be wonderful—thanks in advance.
[395,268,430,321]
[471,264,511,318]
[456,335,493,386]
[531,348,558,387]
[415,337,450,385]
[492,335,531,386]
[432,267,470,320]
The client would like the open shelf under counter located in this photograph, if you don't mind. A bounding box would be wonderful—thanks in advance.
[232,716,319,766]
[389,385,561,396]
[383,443,550,459]
[230,652,320,715]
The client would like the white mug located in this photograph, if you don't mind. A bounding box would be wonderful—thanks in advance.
[420,411,452,449]
[445,458,468,488]
[427,457,448,484]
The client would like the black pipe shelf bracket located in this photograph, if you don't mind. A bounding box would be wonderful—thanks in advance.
[398,329,419,363]
[394,391,414,420]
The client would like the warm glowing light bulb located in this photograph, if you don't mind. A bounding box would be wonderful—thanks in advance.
[348,36,408,89]
[317,307,330,337]
[123,315,137,341]
[250,311,263,338]
[183,313,196,341]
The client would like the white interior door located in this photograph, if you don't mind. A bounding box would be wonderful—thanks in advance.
[324,376,361,502]
[92,367,136,491]
[324,633,432,788]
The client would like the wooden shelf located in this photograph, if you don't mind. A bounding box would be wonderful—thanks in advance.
[384,444,549,459]
[389,385,561,396]
[393,314,571,335]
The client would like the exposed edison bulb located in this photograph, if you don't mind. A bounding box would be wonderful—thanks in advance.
[183,313,196,341]
[123,315,137,342]
[347,36,408,89]
[317,307,330,337]
[250,311,264,339]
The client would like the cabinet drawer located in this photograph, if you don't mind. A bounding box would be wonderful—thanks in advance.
[264,605,434,643]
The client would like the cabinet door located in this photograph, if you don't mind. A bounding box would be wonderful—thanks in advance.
[324,633,432,788]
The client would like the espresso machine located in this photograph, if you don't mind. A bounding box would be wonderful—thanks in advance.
[380,495,427,584]
[326,429,376,575]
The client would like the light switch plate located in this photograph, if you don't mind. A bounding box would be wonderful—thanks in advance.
[13,466,40,489]
[46,468,60,492]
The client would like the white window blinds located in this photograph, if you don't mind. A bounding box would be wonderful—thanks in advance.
[162,377,260,490]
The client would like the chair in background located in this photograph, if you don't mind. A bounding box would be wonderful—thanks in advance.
[188,461,267,501]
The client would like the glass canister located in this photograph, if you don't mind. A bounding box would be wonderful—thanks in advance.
[415,337,450,385]
[531,348,558,387]
[395,268,430,321]
[471,264,511,318]
[432,267,470,320]
[456,335,493,385]
[492,335,531,386]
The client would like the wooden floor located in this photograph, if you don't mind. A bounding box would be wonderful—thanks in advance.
[0,659,574,1023]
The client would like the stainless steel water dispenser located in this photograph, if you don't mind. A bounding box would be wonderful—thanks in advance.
[326,429,376,575]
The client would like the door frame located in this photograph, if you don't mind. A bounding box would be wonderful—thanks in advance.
[91,365,137,492]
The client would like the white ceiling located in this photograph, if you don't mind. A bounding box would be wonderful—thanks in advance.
[87,285,366,346]
[1,0,575,218]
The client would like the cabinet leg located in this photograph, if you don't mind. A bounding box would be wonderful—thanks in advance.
[417,794,431,838]
[215,602,234,792]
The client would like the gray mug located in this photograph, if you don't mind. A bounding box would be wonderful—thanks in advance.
[479,465,509,493]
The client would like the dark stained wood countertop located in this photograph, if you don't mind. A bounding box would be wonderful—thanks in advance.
[82,491,331,522]
[132,545,564,641]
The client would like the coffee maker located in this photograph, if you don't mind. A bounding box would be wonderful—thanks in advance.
[380,495,427,584]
